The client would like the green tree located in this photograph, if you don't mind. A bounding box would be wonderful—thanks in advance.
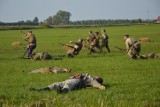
[45,10,71,25]
[33,17,39,24]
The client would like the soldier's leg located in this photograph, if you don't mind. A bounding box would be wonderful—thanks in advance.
[89,45,95,54]
[95,44,102,53]
[67,50,74,58]
[47,82,63,91]
[105,42,110,52]
[128,49,137,59]
[29,87,50,91]
[28,45,36,58]
[60,79,81,93]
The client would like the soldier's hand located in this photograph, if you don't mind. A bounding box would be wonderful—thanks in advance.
[69,41,73,43]
[99,85,105,90]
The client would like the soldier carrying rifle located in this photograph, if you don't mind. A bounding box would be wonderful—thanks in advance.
[22,31,37,58]
[123,34,145,59]
[61,38,83,58]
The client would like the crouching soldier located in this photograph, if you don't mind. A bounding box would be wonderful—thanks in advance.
[29,73,105,93]
[29,66,71,74]
[123,35,142,59]
[30,52,62,60]
[67,38,83,58]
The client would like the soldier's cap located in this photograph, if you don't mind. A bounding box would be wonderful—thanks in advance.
[94,76,103,84]
[89,31,93,33]
[28,31,32,33]
[124,34,129,37]
[95,32,99,34]
[79,38,83,42]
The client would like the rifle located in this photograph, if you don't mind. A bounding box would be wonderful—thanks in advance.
[20,30,26,34]
[114,46,126,53]
[59,43,74,48]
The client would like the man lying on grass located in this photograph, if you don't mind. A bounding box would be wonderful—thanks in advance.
[29,52,63,60]
[29,73,105,93]
[29,66,71,74]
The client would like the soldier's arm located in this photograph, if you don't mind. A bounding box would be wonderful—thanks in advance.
[90,79,105,90]
[69,41,77,44]
[23,34,29,41]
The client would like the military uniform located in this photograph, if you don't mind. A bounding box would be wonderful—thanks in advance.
[101,30,110,53]
[142,53,160,59]
[87,31,95,54]
[29,66,71,74]
[31,52,52,60]
[125,36,141,59]
[23,31,37,58]
[67,39,83,58]
[29,73,105,93]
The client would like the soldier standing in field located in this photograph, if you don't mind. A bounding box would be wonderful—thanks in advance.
[29,73,105,93]
[94,32,102,53]
[23,31,37,58]
[88,31,97,54]
[123,34,142,59]
[101,29,110,53]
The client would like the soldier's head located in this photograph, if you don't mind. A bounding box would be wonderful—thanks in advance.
[78,38,83,43]
[94,76,103,84]
[103,29,106,32]
[27,31,32,35]
[89,31,93,34]
[95,32,99,35]
[123,34,129,41]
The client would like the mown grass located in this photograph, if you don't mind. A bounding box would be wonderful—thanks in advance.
[0,24,160,107]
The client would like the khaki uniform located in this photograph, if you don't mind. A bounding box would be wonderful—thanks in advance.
[23,33,37,57]
[23,34,36,46]
[101,32,110,52]
[125,37,141,59]
[67,39,83,58]
[29,66,71,74]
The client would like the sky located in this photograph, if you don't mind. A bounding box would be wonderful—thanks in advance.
[0,0,160,22]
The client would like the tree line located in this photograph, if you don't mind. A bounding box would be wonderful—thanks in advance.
[0,10,156,26]
[0,17,39,26]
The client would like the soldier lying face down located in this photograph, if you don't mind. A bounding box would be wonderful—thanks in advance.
[29,66,71,74]
[30,52,62,60]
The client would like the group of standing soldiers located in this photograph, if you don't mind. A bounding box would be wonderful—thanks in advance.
[64,29,111,58]
[86,29,110,54]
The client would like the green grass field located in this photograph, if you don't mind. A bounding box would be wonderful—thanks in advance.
[0,24,160,107]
